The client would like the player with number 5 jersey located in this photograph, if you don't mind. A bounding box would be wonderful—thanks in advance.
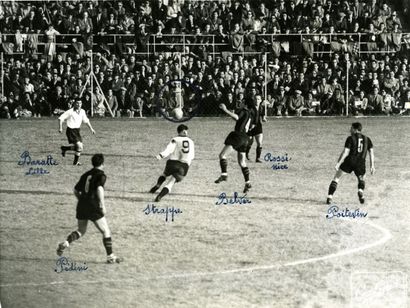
[327,122,375,205]
[150,124,195,202]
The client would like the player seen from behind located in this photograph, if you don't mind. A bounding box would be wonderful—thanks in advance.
[327,122,375,204]
[56,154,122,264]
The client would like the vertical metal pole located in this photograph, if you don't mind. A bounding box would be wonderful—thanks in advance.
[212,35,215,61]
[346,59,349,116]
[264,52,268,116]
[91,50,94,117]
[0,52,3,97]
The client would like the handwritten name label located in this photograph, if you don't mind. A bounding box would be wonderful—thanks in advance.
[55,257,88,273]
[326,205,368,219]
[18,150,58,175]
[216,192,252,205]
[143,203,182,222]
[264,153,291,170]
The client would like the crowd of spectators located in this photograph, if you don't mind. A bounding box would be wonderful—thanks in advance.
[0,0,409,118]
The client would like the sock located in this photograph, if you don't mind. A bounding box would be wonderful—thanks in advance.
[73,153,80,165]
[256,146,262,159]
[103,237,113,255]
[156,175,166,187]
[67,231,81,244]
[328,180,338,196]
[157,187,169,199]
[241,167,250,182]
[358,179,365,190]
[220,159,228,174]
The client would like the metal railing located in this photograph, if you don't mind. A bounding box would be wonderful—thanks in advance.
[1,32,408,59]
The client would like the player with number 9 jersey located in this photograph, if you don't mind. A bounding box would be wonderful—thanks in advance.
[150,124,195,202]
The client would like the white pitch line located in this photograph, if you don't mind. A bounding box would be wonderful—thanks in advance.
[0,220,392,287]
[283,220,391,267]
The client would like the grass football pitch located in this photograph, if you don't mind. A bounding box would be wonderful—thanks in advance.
[0,117,409,308]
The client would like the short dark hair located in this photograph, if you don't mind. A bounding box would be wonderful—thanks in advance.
[177,124,188,134]
[352,122,362,131]
[92,154,104,167]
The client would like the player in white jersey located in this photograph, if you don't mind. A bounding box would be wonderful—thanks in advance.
[150,124,195,202]
[58,99,95,165]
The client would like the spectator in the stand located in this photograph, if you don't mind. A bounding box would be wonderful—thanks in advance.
[366,86,384,114]
[44,24,60,61]
[383,70,399,96]
[78,11,93,33]
[111,74,124,99]
[320,90,333,115]
[332,88,345,115]
[104,12,118,34]
[288,89,304,116]
[316,76,331,99]
[94,87,106,117]
[380,88,393,115]
[303,91,317,115]
[106,89,118,116]
[23,76,35,96]
[116,1,127,20]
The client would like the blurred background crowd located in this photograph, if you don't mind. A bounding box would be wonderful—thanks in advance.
[0,0,409,118]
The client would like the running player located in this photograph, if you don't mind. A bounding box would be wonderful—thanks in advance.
[56,154,122,264]
[327,122,375,204]
[246,94,267,163]
[58,99,95,165]
[150,124,195,202]
[215,97,255,193]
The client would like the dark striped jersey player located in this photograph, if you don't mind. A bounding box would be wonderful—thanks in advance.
[327,122,375,204]
[56,154,122,264]
[215,97,255,193]
[150,124,195,202]
[246,94,267,163]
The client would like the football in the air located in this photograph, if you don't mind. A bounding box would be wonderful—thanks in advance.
[172,107,184,120]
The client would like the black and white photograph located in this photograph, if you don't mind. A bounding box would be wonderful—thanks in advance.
[0,0,409,307]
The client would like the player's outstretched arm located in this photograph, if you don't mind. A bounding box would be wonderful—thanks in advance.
[86,121,96,134]
[335,148,350,171]
[157,140,177,160]
[219,103,239,121]
[369,148,375,174]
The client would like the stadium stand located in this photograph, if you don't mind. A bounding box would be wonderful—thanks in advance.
[0,0,409,118]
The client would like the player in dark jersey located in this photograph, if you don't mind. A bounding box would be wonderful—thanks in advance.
[327,122,375,204]
[215,97,255,193]
[246,94,267,163]
[56,154,122,264]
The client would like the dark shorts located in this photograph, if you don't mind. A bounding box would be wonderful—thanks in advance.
[164,160,189,182]
[248,123,263,136]
[66,127,82,144]
[76,200,104,222]
[225,131,249,152]
[340,158,366,177]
